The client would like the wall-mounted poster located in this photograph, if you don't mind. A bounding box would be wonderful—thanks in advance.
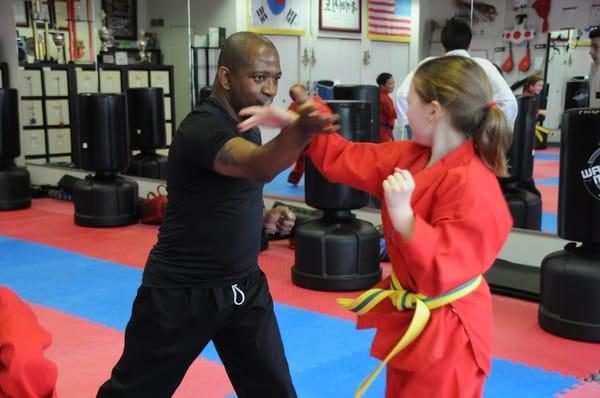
[102,0,137,40]
[319,0,361,33]
[248,0,306,36]
[367,0,411,43]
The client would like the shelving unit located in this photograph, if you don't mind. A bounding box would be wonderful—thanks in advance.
[18,64,72,164]
[16,63,176,165]
[98,49,163,66]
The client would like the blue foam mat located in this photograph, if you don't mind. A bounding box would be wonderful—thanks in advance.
[535,177,559,186]
[534,153,560,161]
[542,213,558,234]
[536,177,560,186]
[263,167,305,200]
[0,236,580,397]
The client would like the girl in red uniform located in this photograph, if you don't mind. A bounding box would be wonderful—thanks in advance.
[240,55,513,398]
[377,73,397,143]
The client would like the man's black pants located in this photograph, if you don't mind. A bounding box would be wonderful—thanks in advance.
[97,269,296,398]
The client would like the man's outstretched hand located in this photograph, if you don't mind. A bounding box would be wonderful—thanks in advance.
[238,105,298,132]
[238,100,338,135]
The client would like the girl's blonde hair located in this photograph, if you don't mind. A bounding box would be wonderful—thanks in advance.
[412,56,513,176]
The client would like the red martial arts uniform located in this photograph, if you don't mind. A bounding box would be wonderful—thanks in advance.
[287,96,331,185]
[0,287,58,398]
[379,90,397,143]
[305,134,512,397]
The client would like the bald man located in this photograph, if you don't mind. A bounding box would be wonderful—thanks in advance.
[97,32,334,398]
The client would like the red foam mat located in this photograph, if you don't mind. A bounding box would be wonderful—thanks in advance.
[0,199,157,268]
[30,304,234,398]
[4,199,600,380]
[533,159,560,181]
[538,184,559,214]
[491,296,599,379]
[555,382,600,398]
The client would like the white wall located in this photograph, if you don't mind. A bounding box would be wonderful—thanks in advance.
[236,0,413,86]
[235,0,414,142]
[144,0,192,127]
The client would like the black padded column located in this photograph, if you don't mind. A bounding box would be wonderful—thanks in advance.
[124,87,168,179]
[539,108,600,342]
[73,93,138,227]
[292,100,381,291]
[0,88,31,210]
[500,95,542,230]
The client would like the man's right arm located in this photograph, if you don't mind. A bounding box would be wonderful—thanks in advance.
[213,105,334,182]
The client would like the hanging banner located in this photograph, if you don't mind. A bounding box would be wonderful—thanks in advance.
[248,0,306,36]
[367,0,412,43]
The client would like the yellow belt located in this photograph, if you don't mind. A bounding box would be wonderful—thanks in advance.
[337,272,482,398]
[535,124,556,143]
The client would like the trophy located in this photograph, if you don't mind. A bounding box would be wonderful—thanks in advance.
[137,30,148,63]
[98,10,112,52]
[31,0,41,60]
[52,32,65,64]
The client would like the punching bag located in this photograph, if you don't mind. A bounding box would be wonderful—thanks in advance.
[557,109,600,242]
[519,42,531,72]
[333,85,380,143]
[0,88,31,210]
[125,87,168,179]
[506,95,537,182]
[503,43,514,73]
[539,108,600,342]
[73,93,138,227]
[293,100,381,291]
[500,95,542,230]
[76,93,129,172]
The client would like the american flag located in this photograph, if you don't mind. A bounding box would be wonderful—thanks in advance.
[367,0,412,42]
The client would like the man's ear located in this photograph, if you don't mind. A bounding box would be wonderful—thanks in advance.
[218,66,231,90]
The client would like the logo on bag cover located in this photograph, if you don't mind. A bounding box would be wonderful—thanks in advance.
[581,148,600,201]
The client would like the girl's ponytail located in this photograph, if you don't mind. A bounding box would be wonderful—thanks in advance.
[473,105,513,177]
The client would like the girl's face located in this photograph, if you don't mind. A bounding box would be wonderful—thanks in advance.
[407,84,435,146]
[383,77,395,93]
[532,80,544,95]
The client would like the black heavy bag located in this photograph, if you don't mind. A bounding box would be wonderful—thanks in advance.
[293,100,381,291]
[0,88,21,162]
[0,88,30,210]
[333,85,380,143]
[305,100,371,210]
[506,95,538,182]
[126,87,166,151]
[75,93,129,172]
[557,108,600,242]
[125,87,168,179]
[73,93,137,227]
[539,108,600,342]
